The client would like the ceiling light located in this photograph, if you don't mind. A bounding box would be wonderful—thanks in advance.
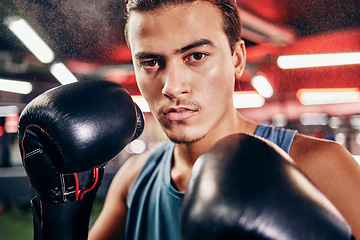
[299,113,328,126]
[328,117,341,129]
[132,95,150,112]
[5,113,19,133]
[0,105,19,117]
[335,132,346,146]
[128,139,147,154]
[0,78,32,94]
[297,88,360,105]
[251,74,273,98]
[272,113,288,127]
[233,91,265,108]
[277,52,360,69]
[350,115,360,129]
[4,17,55,64]
[50,63,78,85]
[353,155,360,165]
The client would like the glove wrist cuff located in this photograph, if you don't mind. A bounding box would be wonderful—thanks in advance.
[32,195,95,240]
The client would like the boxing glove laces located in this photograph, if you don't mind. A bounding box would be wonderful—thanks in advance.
[18,80,144,240]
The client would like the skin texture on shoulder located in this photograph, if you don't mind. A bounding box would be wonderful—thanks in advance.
[290,133,360,238]
[88,152,151,240]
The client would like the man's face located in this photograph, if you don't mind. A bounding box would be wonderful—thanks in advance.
[127,1,245,144]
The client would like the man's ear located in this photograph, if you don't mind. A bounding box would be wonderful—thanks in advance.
[232,40,246,79]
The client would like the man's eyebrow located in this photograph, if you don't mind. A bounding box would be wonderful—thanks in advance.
[134,39,214,60]
[135,52,163,60]
[175,39,214,54]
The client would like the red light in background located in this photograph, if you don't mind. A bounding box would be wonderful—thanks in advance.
[5,113,19,133]
[110,45,133,63]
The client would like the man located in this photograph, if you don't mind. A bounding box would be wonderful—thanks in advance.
[88,0,360,239]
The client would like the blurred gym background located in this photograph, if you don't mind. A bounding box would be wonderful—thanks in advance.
[0,0,359,238]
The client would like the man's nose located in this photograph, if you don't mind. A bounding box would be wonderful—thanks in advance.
[161,63,190,100]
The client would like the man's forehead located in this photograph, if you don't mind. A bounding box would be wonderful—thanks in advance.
[126,2,224,53]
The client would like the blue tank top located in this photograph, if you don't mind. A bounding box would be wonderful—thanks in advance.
[125,125,297,240]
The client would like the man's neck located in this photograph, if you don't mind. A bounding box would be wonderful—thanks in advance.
[170,112,258,192]
[175,112,258,163]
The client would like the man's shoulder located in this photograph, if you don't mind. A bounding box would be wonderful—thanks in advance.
[113,141,174,194]
[119,141,172,176]
[106,151,151,200]
[290,133,352,167]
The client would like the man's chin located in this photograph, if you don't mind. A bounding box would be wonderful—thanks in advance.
[168,134,206,144]
[160,121,206,144]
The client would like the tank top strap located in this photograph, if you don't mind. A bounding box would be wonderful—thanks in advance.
[254,124,297,154]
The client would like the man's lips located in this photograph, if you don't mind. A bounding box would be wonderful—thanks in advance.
[163,108,197,121]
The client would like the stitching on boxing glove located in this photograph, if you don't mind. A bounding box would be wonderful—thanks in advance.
[61,172,77,202]
[25,148,44,159]
[21,124,56,167]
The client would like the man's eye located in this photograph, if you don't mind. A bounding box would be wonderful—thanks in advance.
[187,53,207,62]
[141,60,159,68]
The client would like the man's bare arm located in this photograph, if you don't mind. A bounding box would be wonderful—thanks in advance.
[89,152,151,240]
[290,134,360,238]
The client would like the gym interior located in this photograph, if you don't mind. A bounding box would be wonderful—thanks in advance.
[0,0,359,239]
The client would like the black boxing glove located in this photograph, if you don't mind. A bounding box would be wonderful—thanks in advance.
[18,80,144,240]
[181,133,353,240]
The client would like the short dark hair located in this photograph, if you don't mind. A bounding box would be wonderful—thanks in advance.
[124,0,242,53]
